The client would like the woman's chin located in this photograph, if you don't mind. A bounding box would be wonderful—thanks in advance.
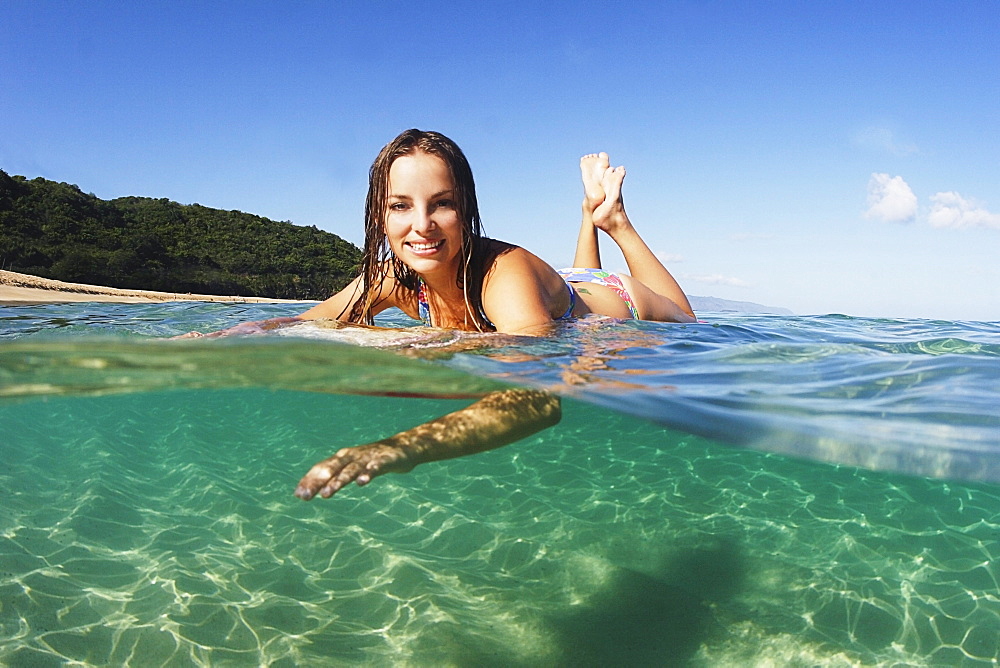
[401,252,457,276]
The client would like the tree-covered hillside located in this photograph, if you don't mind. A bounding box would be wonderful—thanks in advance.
[0,169,361,299]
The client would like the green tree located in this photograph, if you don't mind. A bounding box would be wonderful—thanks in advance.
[0,169,361,298]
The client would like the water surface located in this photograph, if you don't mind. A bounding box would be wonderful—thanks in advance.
[2,302,999,666]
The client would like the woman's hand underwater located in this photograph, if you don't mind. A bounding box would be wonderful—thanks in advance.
[295,442,416,499]
[172,317,301,339]
[293,389,561,500]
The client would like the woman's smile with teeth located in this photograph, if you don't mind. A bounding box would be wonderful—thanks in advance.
[384,152,465,275]
[408,240,443,251]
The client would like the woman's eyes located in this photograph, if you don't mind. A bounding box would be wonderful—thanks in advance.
[388,200,453,212]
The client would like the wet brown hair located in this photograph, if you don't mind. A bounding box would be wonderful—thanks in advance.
[346,129,494,330]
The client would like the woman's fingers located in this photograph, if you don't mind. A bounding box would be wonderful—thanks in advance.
[295,454,350,500]
[294,445,403,500]
[319,460,366,498]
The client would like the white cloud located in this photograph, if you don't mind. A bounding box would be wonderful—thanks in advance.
[853,127,918,156]
[864,173,918,223]
[655,251,684,263]
[683,273,749,287]
[728,233,775,242]
[928,191,1000,230]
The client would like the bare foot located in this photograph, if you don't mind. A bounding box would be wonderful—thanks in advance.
[580,152,610,215]
[592,164,631,235]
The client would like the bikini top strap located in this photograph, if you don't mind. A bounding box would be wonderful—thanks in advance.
[417,278,431,325]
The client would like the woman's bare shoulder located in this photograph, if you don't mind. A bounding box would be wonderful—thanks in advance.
[485,240,549,272]
[482,241,562,299]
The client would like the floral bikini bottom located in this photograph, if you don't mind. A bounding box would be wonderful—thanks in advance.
[557,268,639,319]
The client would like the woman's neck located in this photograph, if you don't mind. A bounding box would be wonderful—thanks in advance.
[419,273,475,329]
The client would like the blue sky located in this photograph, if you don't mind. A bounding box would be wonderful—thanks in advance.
[3,1,998,320]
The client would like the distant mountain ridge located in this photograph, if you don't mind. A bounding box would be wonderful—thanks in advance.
[689,295,793,315]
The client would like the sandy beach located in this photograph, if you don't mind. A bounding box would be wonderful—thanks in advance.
[0,270,311,305]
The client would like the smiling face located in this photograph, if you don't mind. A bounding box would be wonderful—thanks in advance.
[351,129,489,328]
[384,151,464,279]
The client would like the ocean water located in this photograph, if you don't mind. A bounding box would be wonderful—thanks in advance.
[1,302,999,667]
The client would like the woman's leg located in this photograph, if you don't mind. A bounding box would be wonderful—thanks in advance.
[572,153,607,269]
[591,158,695,319]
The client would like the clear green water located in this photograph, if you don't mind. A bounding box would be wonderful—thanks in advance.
[2,303,999,666]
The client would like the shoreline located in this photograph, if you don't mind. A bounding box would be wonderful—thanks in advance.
[0,270,313,305]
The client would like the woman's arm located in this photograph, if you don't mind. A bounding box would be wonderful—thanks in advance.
[294,389,561,499]
[172,316,303,339]
[175,272,403,338]
[300,269,420,322]
[481,247,569,336]
[298,274,366,320]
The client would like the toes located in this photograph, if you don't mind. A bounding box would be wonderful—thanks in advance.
[602,166,626,197]
[580,152,610,171]
[581,153,613,208]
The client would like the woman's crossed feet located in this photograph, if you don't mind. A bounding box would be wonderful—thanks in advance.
[580,152,609,214]
[579,152,631,236]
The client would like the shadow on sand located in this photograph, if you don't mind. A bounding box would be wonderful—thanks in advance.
[547,538,746,667]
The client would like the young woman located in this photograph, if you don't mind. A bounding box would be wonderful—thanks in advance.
[235,129,694,499]
[297,130,694,333]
